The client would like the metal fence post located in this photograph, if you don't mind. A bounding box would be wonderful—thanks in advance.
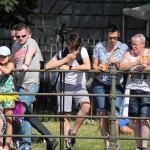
[109,64,117,150]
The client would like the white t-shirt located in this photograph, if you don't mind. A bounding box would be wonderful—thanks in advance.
[54,47,88,84]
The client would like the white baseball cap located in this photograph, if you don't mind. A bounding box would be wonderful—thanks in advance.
[0,46,11,56]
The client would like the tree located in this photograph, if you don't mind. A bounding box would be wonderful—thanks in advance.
[0,0,38,30]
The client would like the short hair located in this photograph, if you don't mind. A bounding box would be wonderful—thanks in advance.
[66,32,82,49]
[131,34,146,44]
[15,23,32,33]
[10,24,17,32]
[105,24,120,35]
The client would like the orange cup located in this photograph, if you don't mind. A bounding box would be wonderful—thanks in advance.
[142,54,148,66]
[102,61,109,71]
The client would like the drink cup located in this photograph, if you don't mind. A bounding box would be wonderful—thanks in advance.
[102,61,109,71]
[142,54,148,66]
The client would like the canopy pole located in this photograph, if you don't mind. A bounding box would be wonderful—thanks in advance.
[146,22,149,47]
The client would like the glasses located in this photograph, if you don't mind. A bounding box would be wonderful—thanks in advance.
[107,37,118,41]
[16,35,27,39]
[131,43,142,47]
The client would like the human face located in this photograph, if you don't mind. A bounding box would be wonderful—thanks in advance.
[131,38,144,54]
[67,45,80,54]
[106,31,120,46]
[10,30,18,42]
[0,55,9,65]
[16,29,30,45]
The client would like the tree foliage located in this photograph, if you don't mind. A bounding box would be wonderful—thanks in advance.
[0,0,38,30]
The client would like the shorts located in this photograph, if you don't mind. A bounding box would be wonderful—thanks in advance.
[0,100,15,110]
[92,79,123,115]
[129,89,150,117]
[56,82,90,112]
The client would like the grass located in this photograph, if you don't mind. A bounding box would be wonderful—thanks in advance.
[10,119,149,150]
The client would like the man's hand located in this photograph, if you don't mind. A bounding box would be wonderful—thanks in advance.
[65,51,78,61]
[20,64,29,71]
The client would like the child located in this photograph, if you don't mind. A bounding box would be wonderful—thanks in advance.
[0,46,22,150]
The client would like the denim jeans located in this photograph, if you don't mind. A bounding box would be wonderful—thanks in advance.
[14,85,39,148]
[129,89,150,117]
[92,79,123,115]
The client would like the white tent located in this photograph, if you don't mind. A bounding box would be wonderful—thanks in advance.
[122,3,150,44]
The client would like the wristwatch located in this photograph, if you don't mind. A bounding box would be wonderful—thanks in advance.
[69,66,72,70]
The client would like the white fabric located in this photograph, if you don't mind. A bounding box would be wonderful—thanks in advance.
[54,47,88,84]
[121,89,130,117]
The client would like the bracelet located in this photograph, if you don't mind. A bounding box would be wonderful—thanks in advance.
[24,64,29,67]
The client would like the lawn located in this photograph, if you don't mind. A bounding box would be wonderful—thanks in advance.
[10,119,150,150]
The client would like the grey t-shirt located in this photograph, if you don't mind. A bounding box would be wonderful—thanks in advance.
[12,38,42,86]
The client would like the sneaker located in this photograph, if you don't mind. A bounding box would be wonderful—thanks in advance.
[66,128,75,149]
[46,139,59,150]
[105,147,109,150]
[116,145,121,150]
[136,148,141,150]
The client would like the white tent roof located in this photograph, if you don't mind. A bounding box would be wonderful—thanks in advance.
[123,3,150,22]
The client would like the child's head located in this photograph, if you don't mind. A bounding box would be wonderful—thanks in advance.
[0,46,11,65]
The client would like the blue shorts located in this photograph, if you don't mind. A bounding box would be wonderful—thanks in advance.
[118,119,130,128]
[129,89,150,117]
[92,79,123,115]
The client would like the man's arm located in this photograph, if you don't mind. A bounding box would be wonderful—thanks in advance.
[20,47,36,71]
[119,51,140,71]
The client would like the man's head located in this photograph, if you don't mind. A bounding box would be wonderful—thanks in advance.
[105,24,120,45]
[15,23,32,45]
[131,34,145,53]
[10,24,17,42]
[66,32,82,52]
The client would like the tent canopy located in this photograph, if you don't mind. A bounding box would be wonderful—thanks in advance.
[123,3,150,22]
[122,3,150,44]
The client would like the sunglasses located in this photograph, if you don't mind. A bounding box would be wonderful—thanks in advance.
[107,37,118,41]
[16,34,27,39]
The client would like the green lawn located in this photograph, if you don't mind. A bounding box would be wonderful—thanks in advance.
[12,120,149,150]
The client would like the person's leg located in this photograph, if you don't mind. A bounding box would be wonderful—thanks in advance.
[129,90,140,148]
[92,79,109,147]
[30,117,58,149]
[140,93,150,149]
[114,84,123,148]
[71,100,90,135]
[14,85,39,149]
[4,108,13,150]
[120,126,134,135]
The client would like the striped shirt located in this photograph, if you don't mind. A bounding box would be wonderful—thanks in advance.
[93,41,128,85]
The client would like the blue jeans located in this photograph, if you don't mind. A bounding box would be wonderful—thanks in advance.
[92,79,123,115]
[129,89,150,117]
[14,85,39,148]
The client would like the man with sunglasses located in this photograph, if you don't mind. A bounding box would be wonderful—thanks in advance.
[10,24,58,150]
[92,24,128,150]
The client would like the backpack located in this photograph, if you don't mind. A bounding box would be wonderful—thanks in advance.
[58,41,93,65]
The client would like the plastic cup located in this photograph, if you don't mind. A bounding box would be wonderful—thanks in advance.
[142,54,148,66]
[102,61,109,71]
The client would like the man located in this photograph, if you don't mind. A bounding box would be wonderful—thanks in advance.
[12,23,58,150]
[45,32,91,150]
[120,34,150,150]
[91,24,128,150]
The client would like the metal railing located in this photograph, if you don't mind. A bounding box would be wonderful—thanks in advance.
[2,65,150,150]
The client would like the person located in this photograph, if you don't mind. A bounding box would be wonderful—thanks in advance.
[0,46,22,150]
[45,32,91,150]
[119,33,150,150]
[118,119,134,135]
[10,24,18,43]
[10,24,58,150]
[11,23,58,150]
[91,24,128,150]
